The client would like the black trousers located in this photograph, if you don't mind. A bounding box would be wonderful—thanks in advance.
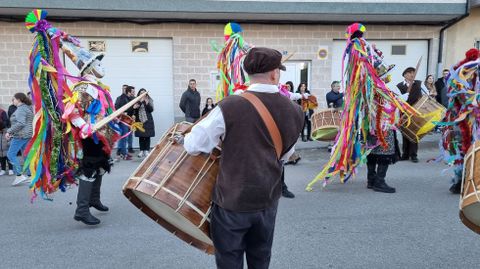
[301,116,311,139]
[210,202,278,269]
[0,156,12,171]
[402,135,418,158]
[138,137,151,151]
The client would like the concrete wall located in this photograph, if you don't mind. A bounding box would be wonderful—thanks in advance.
[0,21,440,115]
[444,7,480,69]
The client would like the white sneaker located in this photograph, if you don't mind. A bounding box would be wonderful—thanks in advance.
[11,175,28,186]
[8,170,14,175]
[0,170,5,176]
[137,151,144,158]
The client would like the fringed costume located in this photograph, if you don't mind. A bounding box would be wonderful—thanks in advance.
[306,23,418,191]
[439,49,480,194]
[25,10,129,225]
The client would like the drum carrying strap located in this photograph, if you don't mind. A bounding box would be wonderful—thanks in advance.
[241,92,283,160]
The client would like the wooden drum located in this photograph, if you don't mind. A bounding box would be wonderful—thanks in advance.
[399,95,446,143]
[123,122,220,254]
[460,141,480,235]
[311,108,342,141]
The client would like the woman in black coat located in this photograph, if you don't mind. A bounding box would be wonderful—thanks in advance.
[133,88,155,158]
[201,98,216,116]
[296,82,313,141]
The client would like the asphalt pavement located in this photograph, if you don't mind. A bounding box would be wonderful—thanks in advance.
[0,133,479,269]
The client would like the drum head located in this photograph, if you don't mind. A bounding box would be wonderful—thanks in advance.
[133,190,213,245]
[460,206,480,235]
[312,127,338,141]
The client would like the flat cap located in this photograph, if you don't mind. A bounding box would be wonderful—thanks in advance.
[402,67,416,76]
[243,47,286,75]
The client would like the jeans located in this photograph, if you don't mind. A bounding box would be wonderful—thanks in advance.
[127,133,133,150]
[118,123,129,155]
[7,138,29,176]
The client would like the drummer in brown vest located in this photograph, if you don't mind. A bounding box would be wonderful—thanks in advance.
[184,47,304,269]
[396,67,423,163]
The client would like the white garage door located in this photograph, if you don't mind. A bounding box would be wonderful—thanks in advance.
[331,40,428,88]
[65,38,174,148]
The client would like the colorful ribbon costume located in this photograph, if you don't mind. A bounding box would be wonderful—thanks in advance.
[24,10,125,200]
[306,23,418,190]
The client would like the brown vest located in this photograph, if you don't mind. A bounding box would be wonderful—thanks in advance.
[215,92,304,212]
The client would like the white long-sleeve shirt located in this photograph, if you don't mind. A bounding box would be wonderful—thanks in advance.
[184,83,295,161]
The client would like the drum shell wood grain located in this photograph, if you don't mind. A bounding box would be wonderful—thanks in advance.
[460,141,480,235]
[399,95,446,143]
[311,109,342,141]
[123,122,219,254]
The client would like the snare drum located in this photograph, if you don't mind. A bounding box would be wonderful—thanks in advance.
[311,109,342,141]
[460,141,480,235]
[123,122,220,254]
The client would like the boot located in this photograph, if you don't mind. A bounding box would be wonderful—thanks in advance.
[449,182,461,194]
[372,164,396,193]
[281,168,295,198]
[90,175,109,212]
[366,162,376,189]
[74,179,101,225]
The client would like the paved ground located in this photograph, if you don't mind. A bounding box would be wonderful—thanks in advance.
[1,133,479,269]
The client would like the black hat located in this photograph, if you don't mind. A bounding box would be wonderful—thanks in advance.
[402,67,416,77]
[243,47,286,75]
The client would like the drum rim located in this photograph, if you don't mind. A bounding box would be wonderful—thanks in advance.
[459,210,480,235]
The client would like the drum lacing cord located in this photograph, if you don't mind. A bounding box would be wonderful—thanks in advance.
[176,157,216,213]
[460,146,480,209]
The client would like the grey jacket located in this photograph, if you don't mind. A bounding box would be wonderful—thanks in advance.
[7,104,33,139]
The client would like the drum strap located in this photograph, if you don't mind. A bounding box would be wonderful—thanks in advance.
[241,92,283,160]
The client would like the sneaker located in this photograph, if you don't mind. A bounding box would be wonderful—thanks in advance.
[137,151,144,158]
[0,170,5,176]
[11,175,28,186]
[8,170,14,175]
[123,155,133,160]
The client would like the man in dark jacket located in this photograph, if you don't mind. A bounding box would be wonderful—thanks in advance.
[435,68,450,108]
[396,67,423,163]
[114,86,135,160]
[179,79,201,123]
[326,81,344,108]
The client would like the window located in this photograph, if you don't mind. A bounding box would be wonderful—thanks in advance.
[475,40,480,49]
[391,45,406,55]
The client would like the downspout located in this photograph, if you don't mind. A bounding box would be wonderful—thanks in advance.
[437,1,471,74]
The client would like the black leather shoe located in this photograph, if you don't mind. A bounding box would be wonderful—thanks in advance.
[373,182,396,193]
[411,157,419,163]
[74,214,101,225]
[90,203,109,212]
[449,182,461,194]
[282,189,295,198]
[302,138,307,142]
[400,156,409,161]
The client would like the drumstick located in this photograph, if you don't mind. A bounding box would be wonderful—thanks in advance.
[281,51,296,63]
[92,91,148,132]
[407,56,423,93]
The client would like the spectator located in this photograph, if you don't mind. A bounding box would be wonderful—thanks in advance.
[179,79,201,123]
[0,107,13,176]
[285,81,295,93]
[127,87,135,154]
[326,81,344,108]
[296,82,313,141]
[7,98,16,119]
[133,88,155,158]
[424,75,437,98]
[435,69,450,107]
[6,93,33,186]
[115,86,135,160]
[201,98,216,116]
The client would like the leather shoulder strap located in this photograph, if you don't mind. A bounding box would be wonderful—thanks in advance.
[241,92,283,160]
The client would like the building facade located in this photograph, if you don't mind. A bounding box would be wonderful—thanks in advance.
[0,0,469,144]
